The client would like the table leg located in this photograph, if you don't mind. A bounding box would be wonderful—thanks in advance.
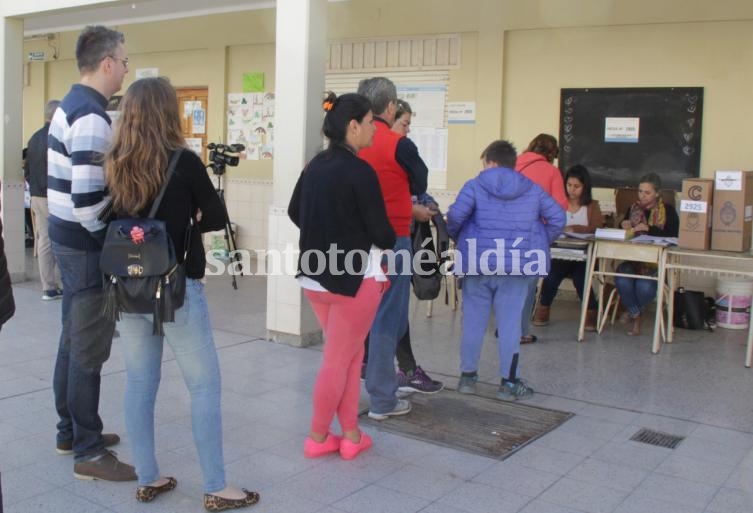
[652,249,667,354]
[578,244,597,342]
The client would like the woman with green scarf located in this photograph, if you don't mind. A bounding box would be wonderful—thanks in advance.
[615,172,679,336]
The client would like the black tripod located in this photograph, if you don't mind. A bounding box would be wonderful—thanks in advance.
[213,172,242,289]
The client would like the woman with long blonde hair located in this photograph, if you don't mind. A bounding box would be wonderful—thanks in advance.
[105,77,259,511]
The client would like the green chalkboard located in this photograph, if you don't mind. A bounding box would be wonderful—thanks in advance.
[559,87,703,190]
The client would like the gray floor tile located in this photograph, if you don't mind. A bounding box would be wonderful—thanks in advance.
[4,488,108,513]
[438,481,532,513]
[566,457,649,492]
[532,429,610,457]
[539,477,629,513]
[707,487,753,513]
[473,460,561,497]
[506,445,586,475]
[613,494,704,513]
[334,484,430,513]
[377,463,465,500]
[0,468,59,506]
[570,403,640,425]
[556,415,628,440]
[691,424,753,450]
[518,499,590,513]
[416,503,475,513]
[632,472,719,509]
[654,453,735,486]
[674,436,749,467]
[283,464,370,505]
[590,440,672,471]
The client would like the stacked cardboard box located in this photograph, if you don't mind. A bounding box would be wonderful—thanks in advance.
[678,178,713,250]
[711,170,753,252]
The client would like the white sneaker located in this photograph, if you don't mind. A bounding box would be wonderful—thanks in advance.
[367,399,412,420]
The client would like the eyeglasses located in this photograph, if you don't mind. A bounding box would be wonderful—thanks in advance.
[107,55,129,69]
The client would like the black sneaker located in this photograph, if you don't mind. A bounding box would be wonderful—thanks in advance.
[397,366,443,394]
[57,433,121,455]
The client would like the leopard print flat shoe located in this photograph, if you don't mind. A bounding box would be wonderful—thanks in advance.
[203,489,260,511]
[135,476,177,502]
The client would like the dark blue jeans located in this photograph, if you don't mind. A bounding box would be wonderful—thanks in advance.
[52,241,115,461]
[365,236,411,414]
[540,259,597,310]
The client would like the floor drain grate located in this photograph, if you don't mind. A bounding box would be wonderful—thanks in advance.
[630,427,684,449]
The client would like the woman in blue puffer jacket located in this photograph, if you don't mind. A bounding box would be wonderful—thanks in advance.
[447,140,565,401]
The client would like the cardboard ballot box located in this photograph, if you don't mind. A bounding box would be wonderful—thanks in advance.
[711,170,753,252]
[678,178,713,250]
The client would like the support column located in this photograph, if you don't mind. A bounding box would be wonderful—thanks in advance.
[266,0,327,347]
[1,18,26,282]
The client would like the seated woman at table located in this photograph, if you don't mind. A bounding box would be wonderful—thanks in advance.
[615,172,679,336]
[533,164,604,331]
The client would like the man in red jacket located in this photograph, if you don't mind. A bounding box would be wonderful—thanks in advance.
[357,77,435,419]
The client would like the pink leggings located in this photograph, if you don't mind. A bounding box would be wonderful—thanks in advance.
[305,278,386,434]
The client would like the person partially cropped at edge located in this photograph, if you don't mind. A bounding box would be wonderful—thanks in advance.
[289,92,395,460]
[533,164,604,330]
[46,25,135,481]
[360,96,444,395]
[615,172,679,336]
[448,140,565,400]
[105,77,259,510]
[357,76,444,420]
[515,133,567,345]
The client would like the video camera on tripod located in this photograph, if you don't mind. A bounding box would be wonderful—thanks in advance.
[206,142,245,176]
[205,142,245,289]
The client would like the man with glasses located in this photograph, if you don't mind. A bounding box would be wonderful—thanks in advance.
[48,25,135,481]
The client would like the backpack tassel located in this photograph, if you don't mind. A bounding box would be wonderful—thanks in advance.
[163,277,175,323]
[102,276,120,321]
[153,283,164,336]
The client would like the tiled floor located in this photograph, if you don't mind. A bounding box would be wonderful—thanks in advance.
[2,257,753,513]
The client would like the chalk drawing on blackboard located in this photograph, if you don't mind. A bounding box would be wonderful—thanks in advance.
[559,87,703,190]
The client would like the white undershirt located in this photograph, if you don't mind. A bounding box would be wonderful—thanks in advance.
[297,245,387,292]
[566,205,588,228]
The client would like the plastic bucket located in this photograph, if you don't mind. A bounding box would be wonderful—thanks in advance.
[715,277,753,330]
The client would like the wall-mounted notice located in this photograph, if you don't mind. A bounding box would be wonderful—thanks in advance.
[186,137,203,155]
[604,117,640,143]
[408,127,447,172]
[447,102,476,124]
[135,68,159,79]
[192,109,206,134]
[397,85,446,128]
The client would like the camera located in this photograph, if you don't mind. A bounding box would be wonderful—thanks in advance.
[206,142,245,175]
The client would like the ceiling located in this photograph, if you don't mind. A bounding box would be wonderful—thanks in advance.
[22,0,275,36]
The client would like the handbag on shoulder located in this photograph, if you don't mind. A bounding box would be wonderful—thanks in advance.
[99,150,189,335]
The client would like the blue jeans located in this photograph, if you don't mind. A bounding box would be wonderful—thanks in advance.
[520,277,538,336]
[614,262,658,317]
[461,274,538,380]
[540,259,597,310]
[365,236,411,414]
[52,241,115,461]
[119,279,225,493]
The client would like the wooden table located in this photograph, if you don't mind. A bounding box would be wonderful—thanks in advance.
[579,239,668,347]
